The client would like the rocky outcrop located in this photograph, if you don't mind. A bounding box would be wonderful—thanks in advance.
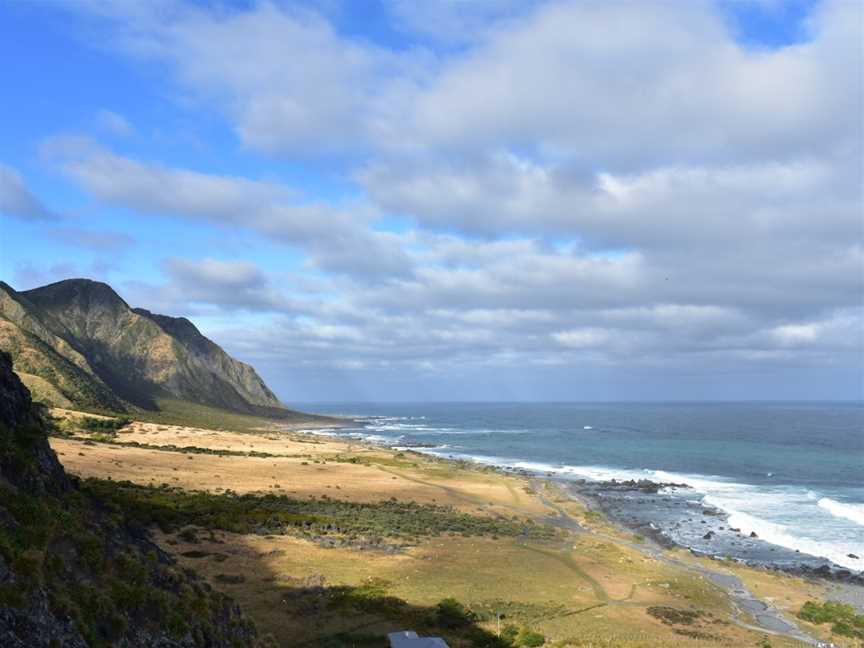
[0,279,286,414]
[0,352,260,646]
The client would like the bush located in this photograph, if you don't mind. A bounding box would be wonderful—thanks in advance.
[517,629,545,647]
[798,600,864,639]
[501,624,519,643]
[79,416,131,432]
[435,597,477,629]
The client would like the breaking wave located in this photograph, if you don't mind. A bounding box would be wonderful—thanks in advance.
[818,498,864,527]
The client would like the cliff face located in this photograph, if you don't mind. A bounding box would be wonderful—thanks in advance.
[0,349,68,496]
[0,279,283,414]
[0,351,259,647]
[0,284,125,412]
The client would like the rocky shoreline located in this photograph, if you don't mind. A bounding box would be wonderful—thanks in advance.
[559,476,864,588]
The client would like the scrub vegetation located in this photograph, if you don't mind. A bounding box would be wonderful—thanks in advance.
[798,600,864,639]
[82,478,558,546]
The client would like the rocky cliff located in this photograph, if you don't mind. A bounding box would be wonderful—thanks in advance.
[0,351,260,646]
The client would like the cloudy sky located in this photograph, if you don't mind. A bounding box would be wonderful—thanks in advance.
[1,0,862,402]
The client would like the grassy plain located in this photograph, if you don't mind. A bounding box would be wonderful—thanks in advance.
[47,408,835,647]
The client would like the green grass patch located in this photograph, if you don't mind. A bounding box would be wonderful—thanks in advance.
[132,398,274,432]
[133,398,337,433]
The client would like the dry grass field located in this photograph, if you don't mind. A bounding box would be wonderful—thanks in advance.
[47,408,836,647]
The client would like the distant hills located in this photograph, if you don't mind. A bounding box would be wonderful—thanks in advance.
[0,278,289,417]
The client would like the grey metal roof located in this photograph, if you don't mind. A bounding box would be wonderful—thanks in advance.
[387,630,450,648]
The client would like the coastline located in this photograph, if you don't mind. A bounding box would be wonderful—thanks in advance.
[305,422,864,590]
[559,477,864,586]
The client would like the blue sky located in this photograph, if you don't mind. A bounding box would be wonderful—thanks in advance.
[1,0,861,402]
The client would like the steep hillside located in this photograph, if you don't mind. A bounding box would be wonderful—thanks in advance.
[0,351,260,646]
[0,284,126,412]
[0,279,285,415]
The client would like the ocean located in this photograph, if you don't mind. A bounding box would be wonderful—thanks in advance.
[292,402,864,573]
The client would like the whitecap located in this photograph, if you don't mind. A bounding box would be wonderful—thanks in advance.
[724,509,864,571]
[818,498,864,527]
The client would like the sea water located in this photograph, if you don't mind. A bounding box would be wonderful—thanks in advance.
[292,402,864,572]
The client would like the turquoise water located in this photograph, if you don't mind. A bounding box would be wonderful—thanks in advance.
[293,402,864,571]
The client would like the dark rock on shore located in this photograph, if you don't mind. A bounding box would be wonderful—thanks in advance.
[601,479,690,494]
[790,564,864,587]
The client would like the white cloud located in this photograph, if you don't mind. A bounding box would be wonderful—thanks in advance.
[42,138,412,278]
[384,0,536,45]
[124,257,297,314]
[552,328,610,349]
[0,164,57,221]
[772,323,820,344]
[42,135,293,220]
[90,2,431,155]
[394,0,859,163]
[64,0,862,165]
[95,109,134,137]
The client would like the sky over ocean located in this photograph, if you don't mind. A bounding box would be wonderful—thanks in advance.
[0,0,862,402]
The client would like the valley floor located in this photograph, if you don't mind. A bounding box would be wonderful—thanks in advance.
[47,410,858,648]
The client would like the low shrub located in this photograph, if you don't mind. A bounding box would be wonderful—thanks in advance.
[516,629,545,647]
[79,416,132,433]
[798,600,864,638]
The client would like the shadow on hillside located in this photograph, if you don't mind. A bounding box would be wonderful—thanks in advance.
[85,341,160,410]
[172,537,530,648]
[256,573,516,648]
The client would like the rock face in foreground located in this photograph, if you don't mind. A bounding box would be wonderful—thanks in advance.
[0,351,259,646]
[0,278,283,414]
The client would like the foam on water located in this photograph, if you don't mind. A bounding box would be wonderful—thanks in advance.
[818,498,864,527]
[721,510,863,571]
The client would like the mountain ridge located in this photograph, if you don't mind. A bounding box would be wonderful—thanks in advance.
[0,278,287,417]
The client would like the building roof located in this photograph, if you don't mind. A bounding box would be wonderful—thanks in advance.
[387,630,450,648]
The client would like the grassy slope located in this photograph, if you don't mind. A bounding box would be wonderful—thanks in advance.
[133,398,280,432]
